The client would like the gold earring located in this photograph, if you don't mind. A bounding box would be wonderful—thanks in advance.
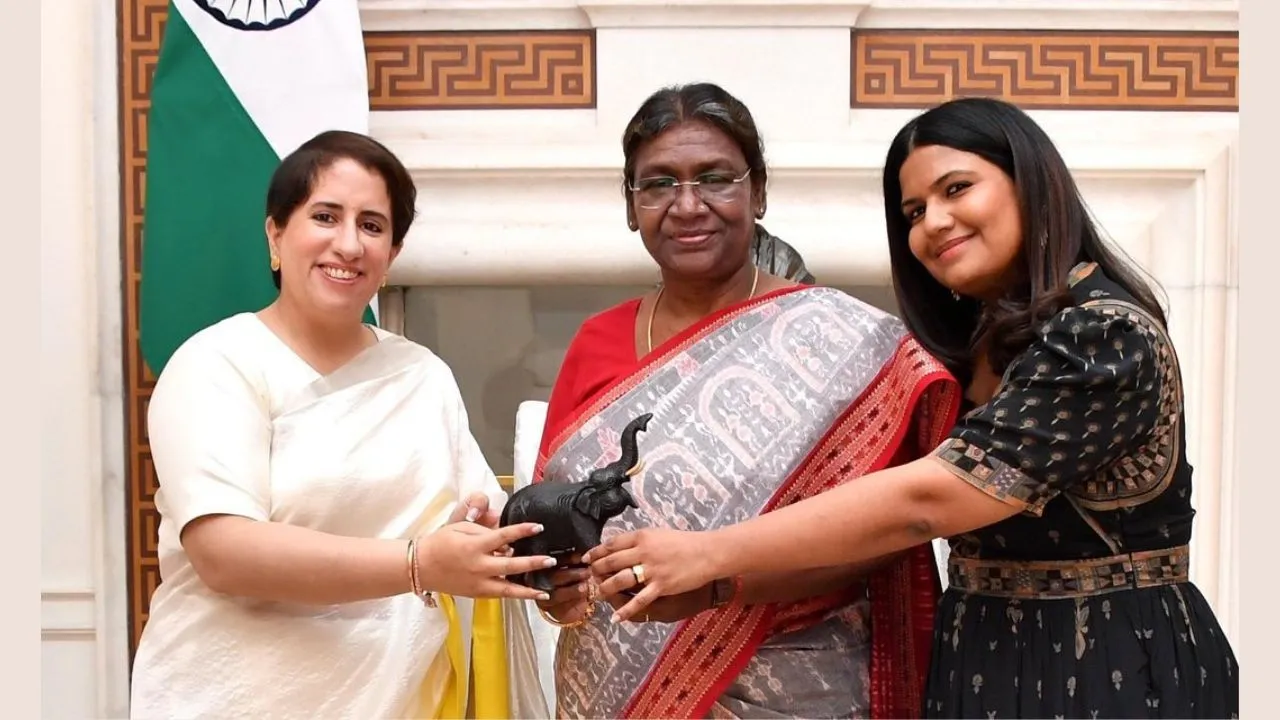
[269,254,281,272]
[381,275,388,288]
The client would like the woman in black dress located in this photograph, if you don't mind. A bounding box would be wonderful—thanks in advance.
[583,97,1239,719]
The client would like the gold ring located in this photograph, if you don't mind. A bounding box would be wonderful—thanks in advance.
[632,564,646,585]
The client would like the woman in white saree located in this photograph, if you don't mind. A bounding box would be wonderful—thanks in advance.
[130,130,550,719]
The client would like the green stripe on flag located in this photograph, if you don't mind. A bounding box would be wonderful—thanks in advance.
[140,3,280,375]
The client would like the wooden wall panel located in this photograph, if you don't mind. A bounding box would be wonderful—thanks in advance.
[118,0,166,659]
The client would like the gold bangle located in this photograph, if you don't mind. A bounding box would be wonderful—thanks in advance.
[406,537,438,608]
[537,604,592,629]
[406,539,419,594]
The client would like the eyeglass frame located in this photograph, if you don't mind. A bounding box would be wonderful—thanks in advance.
[626,168,754,210]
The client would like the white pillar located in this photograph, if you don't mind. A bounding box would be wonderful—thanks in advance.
[41,0,132,715]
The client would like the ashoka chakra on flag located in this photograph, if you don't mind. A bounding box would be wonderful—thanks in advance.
[192,0,324,30]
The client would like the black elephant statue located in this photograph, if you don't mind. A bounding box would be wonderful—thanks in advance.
[499,412,653,592]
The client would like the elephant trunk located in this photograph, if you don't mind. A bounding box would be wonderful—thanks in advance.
[616,412,653,477]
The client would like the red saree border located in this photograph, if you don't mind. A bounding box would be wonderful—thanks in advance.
[624,337,960,719]
[533,284,811,482]
[873,379,960,719]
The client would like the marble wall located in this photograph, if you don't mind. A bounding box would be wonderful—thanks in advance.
[41,0,131,716]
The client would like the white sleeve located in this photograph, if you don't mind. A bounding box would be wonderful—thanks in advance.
[149,337,273,535]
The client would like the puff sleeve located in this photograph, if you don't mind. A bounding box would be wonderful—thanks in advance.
[933,303,1166,516]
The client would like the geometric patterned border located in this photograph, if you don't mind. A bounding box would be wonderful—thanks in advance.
[117,0,167,663]
[367,30,595,110]
[852,30,1239,111]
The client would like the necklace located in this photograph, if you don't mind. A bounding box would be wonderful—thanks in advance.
[646,266,759,355]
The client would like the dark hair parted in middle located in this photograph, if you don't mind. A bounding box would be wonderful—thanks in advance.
[882,97,1166,385]
[620,82,768,201]
[265,130,417,289]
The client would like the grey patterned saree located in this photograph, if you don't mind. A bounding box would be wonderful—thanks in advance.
[534,286,960,719]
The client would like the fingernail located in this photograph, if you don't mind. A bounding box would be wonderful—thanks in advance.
[533,524,545,533]
[543,557,557,568]
[465,506,480,522]
[610,613,621,624]
[537,593,551,601]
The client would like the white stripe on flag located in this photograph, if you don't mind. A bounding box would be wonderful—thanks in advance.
[172,0,369,158]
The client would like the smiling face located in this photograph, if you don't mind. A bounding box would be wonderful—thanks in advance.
[627,120,762,283]
[897,144,1024,300]
[266,157,400,321]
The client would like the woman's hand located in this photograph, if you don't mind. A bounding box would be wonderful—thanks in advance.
[601,584,713,624]
[449,491,501,528]
[534,555,593,624]
[415,521,555,601]
[584,528,724,623]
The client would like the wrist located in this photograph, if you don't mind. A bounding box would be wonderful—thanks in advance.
[703,528,737,579]
[703,529,743,609]
[541,603,572,621]
[407,536,439,607]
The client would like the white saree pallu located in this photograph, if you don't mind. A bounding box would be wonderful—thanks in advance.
[131,315,548,719]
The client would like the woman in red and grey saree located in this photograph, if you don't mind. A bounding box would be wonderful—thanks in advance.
[530,83,963,719]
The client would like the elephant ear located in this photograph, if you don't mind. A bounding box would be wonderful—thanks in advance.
[573,485,605,520]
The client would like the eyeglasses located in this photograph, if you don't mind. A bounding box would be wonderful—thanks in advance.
[627,169,751,210]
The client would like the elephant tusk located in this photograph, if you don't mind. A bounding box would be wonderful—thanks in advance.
[625,460,646,477]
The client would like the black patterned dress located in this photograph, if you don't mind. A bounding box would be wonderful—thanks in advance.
[925,263,1238,719]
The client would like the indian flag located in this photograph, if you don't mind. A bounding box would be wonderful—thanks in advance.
[140,0,371,374]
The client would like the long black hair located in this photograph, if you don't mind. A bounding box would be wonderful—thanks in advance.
[882,97,1166,385]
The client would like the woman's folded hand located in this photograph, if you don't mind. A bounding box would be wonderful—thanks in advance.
[535,556,593,623]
